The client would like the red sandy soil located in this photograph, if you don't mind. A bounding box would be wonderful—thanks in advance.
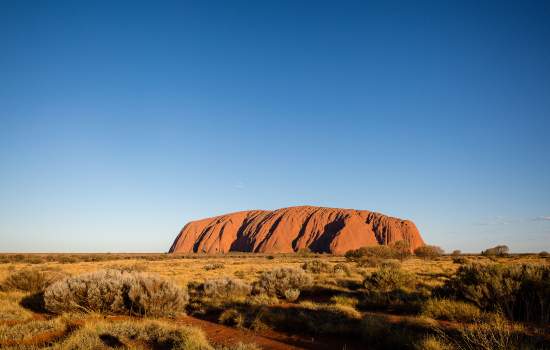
[175,315,365,350]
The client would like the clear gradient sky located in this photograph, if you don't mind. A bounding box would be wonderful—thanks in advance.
[1,1,549,253]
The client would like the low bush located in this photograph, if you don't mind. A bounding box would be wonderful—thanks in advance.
[301,259,331,273]
[59,319,212,350]
[2,269,64,293]
[203,277,251,299]
[0,292,34,322]
[390,241,412,261]
[380,259,401,269]
[345,246,395,261]
[539,251,549,258]
[218,309,245,328]
[481,245,509,256]
[452,256,470,265]
[441,263,550,323]
[204,263,224,271]
[363,265,420,311]
[356,256,382,267]
[254,268,312,299]
[58,255,81,264]
[283,288,300,302]
[105,262,147,273]
[296,247,313,256]
[332,263,352,276]
[421,298,481,322]
[363,265,416,294]
[345,241,412,262]
[44,269,188,317]
[451,250,462,256]
[414,245,444,260]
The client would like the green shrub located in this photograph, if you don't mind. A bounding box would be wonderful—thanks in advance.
[254,268,312,299]
[203,277,251,299]
[414,245,445,260]
[59,319,212,350]
[421,298,481,322]
[539,251,549,258]
[481,245,509,256]
[44,269,188,317]
[2,269,64,293]
[441,263,550,323]
[363,265,416,294]
[301,259,331,273]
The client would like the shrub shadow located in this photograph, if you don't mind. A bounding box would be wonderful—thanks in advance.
[20,291,49,313]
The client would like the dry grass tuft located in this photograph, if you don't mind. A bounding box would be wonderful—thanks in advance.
[330,295,359,308]
[415,335,453,350]
[203,277,251,300]
[59,319,212,350]
[0,318,69,347]
[421,298,481,322]
[0,291,34,323]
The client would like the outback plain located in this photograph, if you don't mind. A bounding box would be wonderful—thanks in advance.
[0,247,549,350]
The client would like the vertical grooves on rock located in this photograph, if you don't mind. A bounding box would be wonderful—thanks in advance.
[291,207,321,251]
[170,206,424,254]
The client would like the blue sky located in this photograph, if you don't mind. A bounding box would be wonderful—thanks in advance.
[1,0,549,253]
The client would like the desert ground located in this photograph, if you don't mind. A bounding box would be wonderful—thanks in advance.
[0,249,549,349]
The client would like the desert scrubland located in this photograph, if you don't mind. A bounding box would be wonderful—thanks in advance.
[0,248,549,349]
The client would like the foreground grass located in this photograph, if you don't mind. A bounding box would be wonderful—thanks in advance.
[0,253,548,349]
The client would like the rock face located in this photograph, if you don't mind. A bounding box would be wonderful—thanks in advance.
[169,206,425,254]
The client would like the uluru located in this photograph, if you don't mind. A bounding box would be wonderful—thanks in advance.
[169,206,425,254]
